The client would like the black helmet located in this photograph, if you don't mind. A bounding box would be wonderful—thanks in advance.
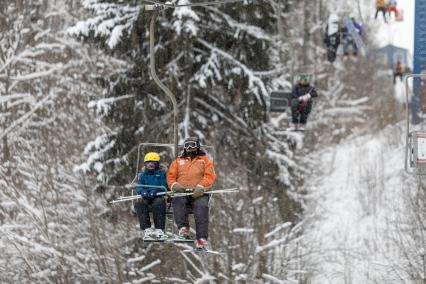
[183,137,201,153]
[298,74,310,85]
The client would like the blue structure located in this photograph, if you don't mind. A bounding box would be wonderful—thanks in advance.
[412,0,426,124]
[375,44,409,68]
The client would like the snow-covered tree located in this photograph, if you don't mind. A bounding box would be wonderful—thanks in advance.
[70,0,307,281]
[0,0,128,282]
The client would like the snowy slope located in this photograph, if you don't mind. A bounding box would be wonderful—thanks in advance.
[375,0,415,57]
[302,123,422,283]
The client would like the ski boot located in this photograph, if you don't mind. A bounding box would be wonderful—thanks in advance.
[178,226,191,240]
[154,229,168,241]
[143,228,155,241]
[195,238,208,251]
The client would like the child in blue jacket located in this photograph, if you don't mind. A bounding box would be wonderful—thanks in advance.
[134,152,168,240]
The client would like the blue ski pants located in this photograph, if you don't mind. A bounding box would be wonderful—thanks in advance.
[343,38,358,55]
[134,196,166,230]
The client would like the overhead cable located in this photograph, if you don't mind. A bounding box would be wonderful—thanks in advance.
[142,0,249,8]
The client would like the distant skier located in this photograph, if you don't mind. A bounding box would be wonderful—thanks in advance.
[375,0,388,23]
[342,15,363,57]
[393,61,404,84]
[167,136,216,250]
[134,152,168,240]
[323,14,341,63]
[290,74,318,129]
[387,0,398,19]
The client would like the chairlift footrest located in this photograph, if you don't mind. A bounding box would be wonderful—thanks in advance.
[170,238,195,243]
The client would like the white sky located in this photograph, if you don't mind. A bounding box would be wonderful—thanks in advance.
[376,0,415,64]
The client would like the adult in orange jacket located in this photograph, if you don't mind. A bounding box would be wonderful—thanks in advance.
[167,136,216,249]
[393,61,404,84]
[375,0,387,23]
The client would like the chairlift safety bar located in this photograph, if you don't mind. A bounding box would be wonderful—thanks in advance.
[404,73,426,175]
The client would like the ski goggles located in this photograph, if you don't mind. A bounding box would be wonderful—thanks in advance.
[145,161,159,170]
[184,141,198,150]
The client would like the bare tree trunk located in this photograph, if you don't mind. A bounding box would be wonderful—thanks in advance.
[356,0,365,25]
[302,0,311,67]
[2,70,11,176]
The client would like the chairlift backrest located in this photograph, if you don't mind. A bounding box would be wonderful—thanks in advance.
[404,74,426,175]
[134,142,216,181]
[269,91,292,113]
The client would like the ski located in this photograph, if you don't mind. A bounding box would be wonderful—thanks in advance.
[143,238,167,243]
[344,16,368,57]
[170,238,195,243]
[142,237,194,243]
[287,128,305,132]
[183,248,225,255]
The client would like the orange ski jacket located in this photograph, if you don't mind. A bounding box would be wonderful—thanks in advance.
[376,0,386,7]
[167,155,216,190]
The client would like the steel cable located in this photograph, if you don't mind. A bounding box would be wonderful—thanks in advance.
[142,0,250,8]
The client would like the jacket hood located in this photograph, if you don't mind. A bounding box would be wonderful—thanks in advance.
[143,167,165,174]
[180,149,207,158]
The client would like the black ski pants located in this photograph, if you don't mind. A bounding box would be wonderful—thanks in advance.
[134,196,166,230]
[375,7,387,22]
[291,99,312,124]
[172,195,209,240]
[393,72,403,84]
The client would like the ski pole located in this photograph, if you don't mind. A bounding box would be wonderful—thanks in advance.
[110,188,239,204]
[110,191,168,204]
[171,188,239,197]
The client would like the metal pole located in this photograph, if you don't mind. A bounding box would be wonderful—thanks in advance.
[405,74,412,173]
[149,10,179,157]
[405,74,426,174]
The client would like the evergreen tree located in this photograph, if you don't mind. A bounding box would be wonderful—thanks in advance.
[71,0,304,281]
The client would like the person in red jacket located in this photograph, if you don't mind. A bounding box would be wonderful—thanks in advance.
[167,137,216,249]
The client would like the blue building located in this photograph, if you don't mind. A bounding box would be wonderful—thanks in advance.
[375,44,410,68]
[413,0,426,75]
[412,0,426,124]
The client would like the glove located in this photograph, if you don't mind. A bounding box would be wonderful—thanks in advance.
[299,94,311,102]
[141,190,150,199]
[148,190,157,199]
[192,184,205,199]
[171,182,186,193]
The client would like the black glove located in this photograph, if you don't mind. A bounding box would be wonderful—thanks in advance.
[192,184,205,199]
[171,183,186,193]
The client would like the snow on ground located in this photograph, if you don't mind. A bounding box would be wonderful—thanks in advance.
[375,0,414,58]
[302,122,417,283]
[394,79,407,104]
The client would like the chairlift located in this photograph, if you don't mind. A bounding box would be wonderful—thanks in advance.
[269,91,292,113]
[404,74,426,175]
[125,143,215,242]
[121,1,242,246]
[395,8,404,22]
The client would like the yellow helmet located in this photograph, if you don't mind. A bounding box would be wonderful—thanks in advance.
[144,152,160,162]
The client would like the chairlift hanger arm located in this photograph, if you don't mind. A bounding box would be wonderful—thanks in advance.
[143,0,249,9]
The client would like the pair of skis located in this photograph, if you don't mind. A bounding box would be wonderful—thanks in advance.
[183,248,224,255]
[110,188,239,204]
[142,235,224,255]
[142,235,194,243]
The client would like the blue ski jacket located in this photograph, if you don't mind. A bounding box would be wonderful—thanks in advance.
[342,22,362,39]
[135,168,167,199]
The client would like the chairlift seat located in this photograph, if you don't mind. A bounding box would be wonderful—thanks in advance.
[407,131,426,173]
[270,91,292,113]
[395,9,404,22]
